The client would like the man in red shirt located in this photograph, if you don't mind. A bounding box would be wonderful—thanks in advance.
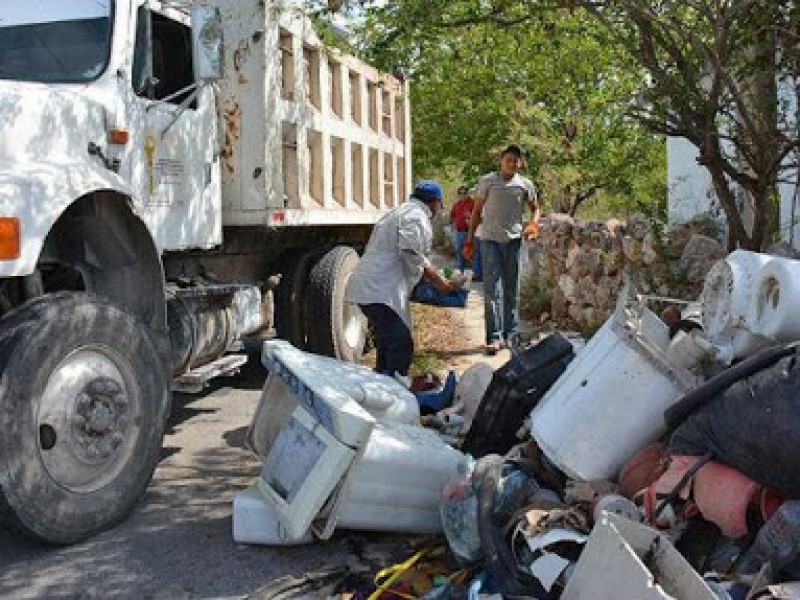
[450,186,481,277]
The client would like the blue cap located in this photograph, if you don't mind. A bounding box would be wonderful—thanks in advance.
[413,180,444,204]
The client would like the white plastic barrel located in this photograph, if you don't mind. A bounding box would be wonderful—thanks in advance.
[530,300,700,481]
[752,257,800,341]
[701,250,773,358]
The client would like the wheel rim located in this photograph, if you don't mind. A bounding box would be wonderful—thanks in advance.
[340,265,366,352]
[36,345,141,493]
[343,300,366,350]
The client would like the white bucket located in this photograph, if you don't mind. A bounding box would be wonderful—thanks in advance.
[702,250,773,358]
[752,257,800,341]
[530,298,700,481]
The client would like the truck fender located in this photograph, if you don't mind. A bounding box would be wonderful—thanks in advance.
[0,160,167,343]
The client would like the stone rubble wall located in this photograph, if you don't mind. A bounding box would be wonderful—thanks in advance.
[522,213,725,331]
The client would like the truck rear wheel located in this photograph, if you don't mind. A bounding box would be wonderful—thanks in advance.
[0,293,170,544]
[305,246,367,362]
[274,251,318,349]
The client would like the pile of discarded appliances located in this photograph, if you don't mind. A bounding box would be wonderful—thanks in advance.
[234,250,800,600]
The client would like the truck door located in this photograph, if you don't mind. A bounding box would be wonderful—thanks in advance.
[129,4,221,250]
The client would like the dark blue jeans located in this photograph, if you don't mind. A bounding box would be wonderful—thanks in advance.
[481,238,521,344]
[454,231,469,272]
[359,303,413,377]
[472,236,483,278]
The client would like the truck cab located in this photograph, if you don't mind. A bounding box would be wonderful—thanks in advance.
[0,0,411,544]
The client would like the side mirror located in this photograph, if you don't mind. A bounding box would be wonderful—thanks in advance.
[192,7,224,81]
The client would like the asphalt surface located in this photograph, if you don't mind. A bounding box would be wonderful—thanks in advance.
[0,352,406,599]
[0,272,513,599]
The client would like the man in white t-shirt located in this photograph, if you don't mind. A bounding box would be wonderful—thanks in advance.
[466,145,540,354]
[346,181,454,376]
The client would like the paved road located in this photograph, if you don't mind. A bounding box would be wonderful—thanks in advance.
[0,352,403,599]
[0,275,513,599]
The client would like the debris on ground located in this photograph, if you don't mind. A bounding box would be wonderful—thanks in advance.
[237,250,800,599]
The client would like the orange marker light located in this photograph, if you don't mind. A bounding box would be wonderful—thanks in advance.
[0,218,21,260]
[108,129,130,145]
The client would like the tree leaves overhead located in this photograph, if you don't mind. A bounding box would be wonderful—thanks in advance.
[579,0,800,248]
[310,1,800,246]
[333,0,665,217]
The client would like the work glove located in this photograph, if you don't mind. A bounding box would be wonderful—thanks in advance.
[524,221,540,240]
[462,237,474,261]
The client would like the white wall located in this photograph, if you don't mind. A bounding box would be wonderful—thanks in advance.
[667,137,718,224]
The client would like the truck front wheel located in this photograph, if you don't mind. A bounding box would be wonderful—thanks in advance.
[0,293,170,544]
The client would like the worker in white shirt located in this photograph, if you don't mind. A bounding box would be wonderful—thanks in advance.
[346,181,455,377]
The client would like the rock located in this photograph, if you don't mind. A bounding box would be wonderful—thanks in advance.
[626,213,651,240]
[642,233,659,265]
[565,241,580,271]
[558,274,577,299]
[679,234,725,283]
[766,241,800,259]
[622,236,643,265]
[572,248,603,278]
[551,287,569,320]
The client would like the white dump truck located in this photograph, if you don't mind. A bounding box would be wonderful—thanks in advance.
[0,0,411,543]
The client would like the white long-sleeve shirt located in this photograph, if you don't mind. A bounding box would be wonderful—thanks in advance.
[345,198,433,329]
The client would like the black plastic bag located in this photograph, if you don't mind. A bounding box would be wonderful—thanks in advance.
[668,351,800,497]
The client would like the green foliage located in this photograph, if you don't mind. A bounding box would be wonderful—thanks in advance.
[335,1,667,219]
[519,272,553,321]
[574,1,800,249]
[307,0,800,249]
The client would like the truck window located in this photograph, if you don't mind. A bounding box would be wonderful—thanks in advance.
[0,2,112,83]
[132,8,196,108]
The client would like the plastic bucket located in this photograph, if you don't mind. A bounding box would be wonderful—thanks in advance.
[752,257,800,341]
[702,250,773,358]
[530,298,700,481]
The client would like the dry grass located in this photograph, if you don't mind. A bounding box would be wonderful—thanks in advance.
[361,303,466,376]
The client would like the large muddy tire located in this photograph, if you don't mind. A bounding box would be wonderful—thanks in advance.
[0,293,170,544]
[273,251,319,349]
[305,246,367,362]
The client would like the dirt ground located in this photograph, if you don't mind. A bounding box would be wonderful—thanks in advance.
[409,282,513,374]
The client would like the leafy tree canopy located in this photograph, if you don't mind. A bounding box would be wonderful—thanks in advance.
[308,0,667,219]
[309,1,800,248]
